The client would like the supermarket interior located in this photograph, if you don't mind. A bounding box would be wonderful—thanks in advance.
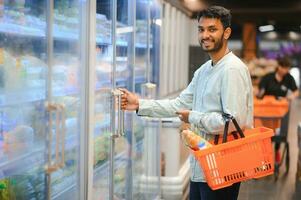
[0,0,301,200]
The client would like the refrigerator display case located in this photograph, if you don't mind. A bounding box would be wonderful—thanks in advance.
[0,0,161,199]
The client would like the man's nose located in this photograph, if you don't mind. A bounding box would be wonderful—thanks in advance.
[200,30,210,39]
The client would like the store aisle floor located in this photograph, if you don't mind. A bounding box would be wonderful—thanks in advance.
[238,99,301,200]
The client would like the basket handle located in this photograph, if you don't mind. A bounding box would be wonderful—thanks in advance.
[214,113,245,144]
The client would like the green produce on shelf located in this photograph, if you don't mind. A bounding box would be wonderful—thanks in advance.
[114,168,125,183]
[0,179,15,200]
[1,166,46,200]
[55,0,69,14]
[133,118,145,142]
[94,132,110,166]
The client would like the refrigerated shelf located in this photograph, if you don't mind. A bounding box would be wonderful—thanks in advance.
[52,181,76,200]
[94,140,143,177]
[46,138,143,200]
[0,77,145,107]
[0,146,44,180]
[0,21,150,48]
[51,173,77,199]
[0,116,111,179]
[0,90,45,106]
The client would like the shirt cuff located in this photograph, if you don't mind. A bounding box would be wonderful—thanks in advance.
[189,111,202,125]
[136,99,149,116]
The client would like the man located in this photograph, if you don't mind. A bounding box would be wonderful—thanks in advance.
[256,57,299,165]
[257,56,299,100]
[120,6,253,200]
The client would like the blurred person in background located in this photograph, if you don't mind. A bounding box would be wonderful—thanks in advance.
[257,56,299,100]
[120,6,253,200]
[256,56,299,164]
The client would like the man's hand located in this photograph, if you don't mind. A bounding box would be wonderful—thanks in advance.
[119,88,139,111]
[176,110,190,123]
[287,90,299,101]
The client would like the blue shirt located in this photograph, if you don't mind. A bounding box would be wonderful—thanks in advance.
[138,52,253,182]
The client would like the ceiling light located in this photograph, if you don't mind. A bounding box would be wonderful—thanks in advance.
[265,31,277,40]
[259,25,274,32]
[288,31,300,40]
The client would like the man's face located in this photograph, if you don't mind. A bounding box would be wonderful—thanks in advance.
[277,65,290,77]
[198,17,228,52]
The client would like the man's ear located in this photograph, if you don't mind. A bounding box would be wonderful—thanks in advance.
[224,27,231,40]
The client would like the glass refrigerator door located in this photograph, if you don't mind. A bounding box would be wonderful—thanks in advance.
[93,0,135,199]
[132,0,161,199]
[93,0,113,199]
[91,0,113,200]
[113,1,135,199]
[47,0,83,199]
[0,1,85,200]
[92,1,161,199]
[0,1,48,199]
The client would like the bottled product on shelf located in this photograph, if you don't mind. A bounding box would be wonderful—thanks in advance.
[182,130,212,151]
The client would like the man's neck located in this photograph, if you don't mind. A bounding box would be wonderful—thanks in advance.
[275,72,284,82]
[209,46,230,66]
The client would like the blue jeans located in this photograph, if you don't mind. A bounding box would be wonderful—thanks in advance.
[189,181,240,200]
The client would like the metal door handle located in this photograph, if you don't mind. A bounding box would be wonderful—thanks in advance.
[58,104,66,168]
[45,102,59,174]
[45,102,66,174]
[112,89,125,137]
[118,93,125,136]
[120,110,125,136]
[55,104,60,168]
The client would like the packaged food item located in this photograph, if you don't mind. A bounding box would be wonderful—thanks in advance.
[3,125,34,154]
[181,130,212,151]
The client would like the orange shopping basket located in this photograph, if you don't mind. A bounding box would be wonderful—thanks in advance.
[193,114,274,190]
[254,96,289,131]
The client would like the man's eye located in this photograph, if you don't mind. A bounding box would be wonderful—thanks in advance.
[209,28,216,32]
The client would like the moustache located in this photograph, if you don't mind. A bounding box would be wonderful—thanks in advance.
[201,39,214,43]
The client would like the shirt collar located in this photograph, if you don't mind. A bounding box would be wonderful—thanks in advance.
[211,51,232,67]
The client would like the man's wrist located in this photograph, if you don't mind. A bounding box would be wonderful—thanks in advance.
[135,98,140,113]
[189,111,201,124]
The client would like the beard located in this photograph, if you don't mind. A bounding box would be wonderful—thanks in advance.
[199,33,224,53]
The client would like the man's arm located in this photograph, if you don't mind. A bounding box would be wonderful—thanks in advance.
[287,89,299,100]
[181,67,253,134]
[120,84,194,118]
[256,75,268,99]
[120,70,200,118]
[137,90,193,118]
[287,75,299,100]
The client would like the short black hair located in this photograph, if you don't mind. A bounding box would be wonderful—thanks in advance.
[277,57,292,68]
[197,6,231,29]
